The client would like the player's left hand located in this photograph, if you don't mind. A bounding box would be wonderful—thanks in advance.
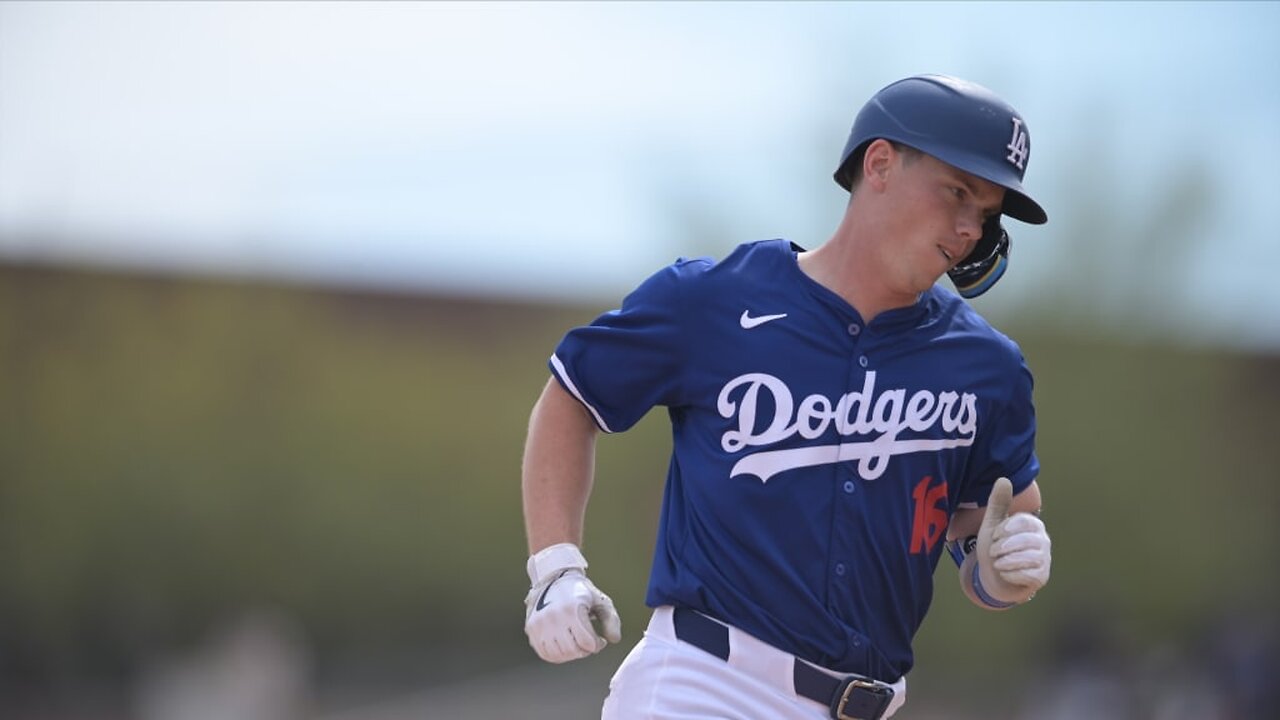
[976,478,1052,604]
[990,506,1051,590]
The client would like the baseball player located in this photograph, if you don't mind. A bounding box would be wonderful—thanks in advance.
[521,74,1053,719]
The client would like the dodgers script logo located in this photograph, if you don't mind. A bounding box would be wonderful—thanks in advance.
[717,372,978,482]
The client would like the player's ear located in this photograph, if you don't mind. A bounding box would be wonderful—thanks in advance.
[862,139,894,191]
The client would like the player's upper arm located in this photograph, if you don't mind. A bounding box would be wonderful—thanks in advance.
[549,260,700,433]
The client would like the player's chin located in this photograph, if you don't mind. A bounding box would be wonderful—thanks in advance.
[904,255,949,293]
[918,265,951,291]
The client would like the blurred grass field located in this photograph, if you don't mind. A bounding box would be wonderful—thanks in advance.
[2,260,1276,717]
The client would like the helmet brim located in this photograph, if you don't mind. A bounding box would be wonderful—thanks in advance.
[1001,188,1047,225]
[927,147,1048,225]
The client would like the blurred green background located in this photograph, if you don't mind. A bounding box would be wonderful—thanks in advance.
[2,259,1277,718]
[3,2,1279,719]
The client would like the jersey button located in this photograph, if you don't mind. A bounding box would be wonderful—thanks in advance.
[843,480,855,494]
[847,323,861,336]
[858,355,869,368]
[835,563,846,576]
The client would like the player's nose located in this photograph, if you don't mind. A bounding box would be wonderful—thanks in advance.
[956,212,983,243]
[954,213,984,254]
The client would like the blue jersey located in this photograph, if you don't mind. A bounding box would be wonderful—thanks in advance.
[549,239,1038,682]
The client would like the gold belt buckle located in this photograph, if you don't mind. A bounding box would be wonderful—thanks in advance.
[833,676,894,720]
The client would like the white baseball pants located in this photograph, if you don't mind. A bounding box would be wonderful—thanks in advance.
[601,606,906,720]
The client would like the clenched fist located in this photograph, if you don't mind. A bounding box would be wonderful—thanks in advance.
[524,543,622,663]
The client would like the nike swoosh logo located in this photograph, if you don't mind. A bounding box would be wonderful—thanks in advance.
[535,570,570,611]
[740,310,788,329]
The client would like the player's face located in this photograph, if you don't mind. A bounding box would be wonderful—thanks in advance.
[881,150,1005,294]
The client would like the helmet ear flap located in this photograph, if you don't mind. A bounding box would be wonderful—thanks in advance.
[948,217,1011,299]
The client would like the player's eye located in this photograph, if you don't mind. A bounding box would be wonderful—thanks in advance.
[950,186,966,201]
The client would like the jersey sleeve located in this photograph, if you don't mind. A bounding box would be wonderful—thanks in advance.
[548,260,696,433]
[957,351,1039,507]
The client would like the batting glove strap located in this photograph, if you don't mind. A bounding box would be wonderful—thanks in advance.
[526,542,588,586]
[971,562,1017,609]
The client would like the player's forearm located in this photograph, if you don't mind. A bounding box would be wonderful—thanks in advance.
[522,378,601,553]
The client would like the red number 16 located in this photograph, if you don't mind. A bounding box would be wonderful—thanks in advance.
[910,476,949,555]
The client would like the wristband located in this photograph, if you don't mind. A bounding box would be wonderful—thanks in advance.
[971,561,1016,609]
[947,535,977,568]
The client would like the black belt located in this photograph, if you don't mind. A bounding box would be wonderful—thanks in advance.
[672,607,894,720]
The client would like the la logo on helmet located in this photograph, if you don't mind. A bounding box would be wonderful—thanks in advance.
[1006,117,1029,171]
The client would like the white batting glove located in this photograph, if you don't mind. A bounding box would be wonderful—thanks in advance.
[975,478,1052,606]
[523,543,622,663]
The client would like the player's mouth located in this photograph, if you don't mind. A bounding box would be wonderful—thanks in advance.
[938,245,955,265]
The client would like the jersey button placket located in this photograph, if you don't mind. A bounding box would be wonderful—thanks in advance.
[841,322,866,482]
[832,318,863,591]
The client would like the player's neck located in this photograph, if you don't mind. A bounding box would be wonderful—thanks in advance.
[799,231,921,324]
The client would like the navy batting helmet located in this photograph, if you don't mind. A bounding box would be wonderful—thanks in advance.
[834,74,1047,297]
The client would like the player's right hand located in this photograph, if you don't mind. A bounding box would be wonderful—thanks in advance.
[523,544,622,663]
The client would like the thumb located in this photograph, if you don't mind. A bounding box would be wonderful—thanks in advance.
[592,593,622,644]
[973,477,1026,606]
[981,477,1013,535]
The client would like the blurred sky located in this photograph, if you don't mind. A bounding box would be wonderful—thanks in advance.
[1,1,1278,347]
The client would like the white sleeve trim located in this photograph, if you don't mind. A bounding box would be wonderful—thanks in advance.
[549,353,614,433]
